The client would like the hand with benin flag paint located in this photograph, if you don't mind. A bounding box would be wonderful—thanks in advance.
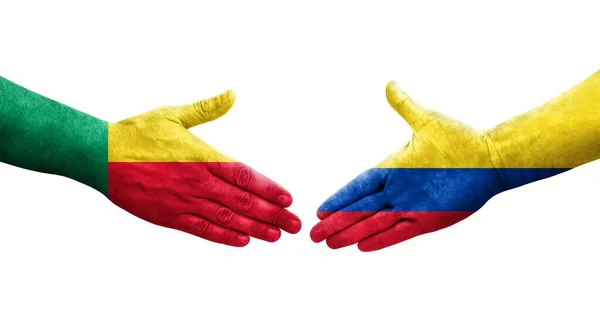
[0,77,300,247]
[312,72,600,252]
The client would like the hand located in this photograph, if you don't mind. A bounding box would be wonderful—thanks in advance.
[108,90,301,247]
[311,81,506,252]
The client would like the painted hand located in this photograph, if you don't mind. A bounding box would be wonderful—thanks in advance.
[108,91,301,247]
[310,81,561,252]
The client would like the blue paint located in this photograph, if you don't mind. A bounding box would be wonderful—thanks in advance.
[318,168,569,213]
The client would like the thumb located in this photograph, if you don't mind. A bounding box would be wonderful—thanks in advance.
[174,89,236,128]
[386,81,430,130]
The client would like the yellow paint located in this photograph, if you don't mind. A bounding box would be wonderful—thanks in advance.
[488,71,600,168]
[378,72,600,169]
[108,90,237,162]
[378,81,498,168]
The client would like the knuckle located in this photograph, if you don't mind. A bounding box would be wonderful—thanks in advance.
[195,220,212,237]
[216,206,234,225]
[249,219,269,238]
[193,100,209,118]
[221,231,236,245]
[249,219,261,234]
[234,166,253,187]
[348,181,362,198]
[269,207,283,225]
[413,219,431,234]
[201,177,221,196]
[262,182,275,198]
[235,191,253,212]
[367,219,381,234]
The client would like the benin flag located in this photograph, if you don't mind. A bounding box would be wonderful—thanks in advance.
[0,76,299,246]
[105,91,301,245]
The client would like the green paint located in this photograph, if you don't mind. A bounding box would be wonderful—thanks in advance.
[0,77,108,195]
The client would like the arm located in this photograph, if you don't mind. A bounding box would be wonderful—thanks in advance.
[0,77,108,193]
[0,76,301,246]
[487,71,600,188]
[311,71,600,252]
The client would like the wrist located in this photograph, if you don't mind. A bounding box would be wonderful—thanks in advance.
[482,127,568,191]
[482,90,592,191]
[62,115,108,195]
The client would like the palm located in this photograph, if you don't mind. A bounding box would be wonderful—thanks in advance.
[311,82,502,251]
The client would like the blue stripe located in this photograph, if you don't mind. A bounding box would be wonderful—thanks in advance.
[318,168,569,212]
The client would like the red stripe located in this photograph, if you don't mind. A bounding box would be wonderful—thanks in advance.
[108,162,300,244]
[311,211,472,244]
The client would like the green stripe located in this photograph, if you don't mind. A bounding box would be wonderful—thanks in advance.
[0,77,108,195]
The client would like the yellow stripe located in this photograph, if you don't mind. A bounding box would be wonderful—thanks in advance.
[488,70,600,168]
[378,71,600,169]
[377,117,496,168]
[108,109,235,163]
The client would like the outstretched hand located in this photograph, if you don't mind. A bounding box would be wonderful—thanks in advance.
[311,82,506,251]
[108,91,301,247]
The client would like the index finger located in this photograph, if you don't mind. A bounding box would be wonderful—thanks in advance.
[317,169,387,219]
[207,162,292,207]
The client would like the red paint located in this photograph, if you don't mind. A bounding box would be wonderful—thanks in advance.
[311,211,472,250]
[108,162,300,246]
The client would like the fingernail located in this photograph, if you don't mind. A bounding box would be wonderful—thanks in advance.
[266,228,281,242]
[278,195,292,207]
[286,218,301,234]
[237,235,250,246]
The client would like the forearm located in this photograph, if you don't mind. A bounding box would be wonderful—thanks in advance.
[486,71,600,189]
[0,77,108,194]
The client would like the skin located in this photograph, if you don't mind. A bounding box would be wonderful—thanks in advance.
[0,77,300,247]
[311,78,590,252]
[108,91,302,247]
[311,82,500,251]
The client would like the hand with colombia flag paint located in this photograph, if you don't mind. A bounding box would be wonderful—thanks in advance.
[311,72,600,252]
[0,77,301,247]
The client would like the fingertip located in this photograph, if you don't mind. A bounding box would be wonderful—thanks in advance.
[213,89,236,117]
[385,80,398,96]
[316,210,331,220]
[278,194,293,207]
[222,89,236,104]
[204,89,236,123]
[177,89,237,128]
[286,218,302,234]
[385,80,407,108]
[316,200,337,219]
[265,227,281,242]
[309,226,324,243]
[386,80,399,94]
[357,241,377,252]
[236,234,250,247]
[326,238,343,250]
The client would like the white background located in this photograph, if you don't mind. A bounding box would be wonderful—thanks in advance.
[1,1,599,325]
